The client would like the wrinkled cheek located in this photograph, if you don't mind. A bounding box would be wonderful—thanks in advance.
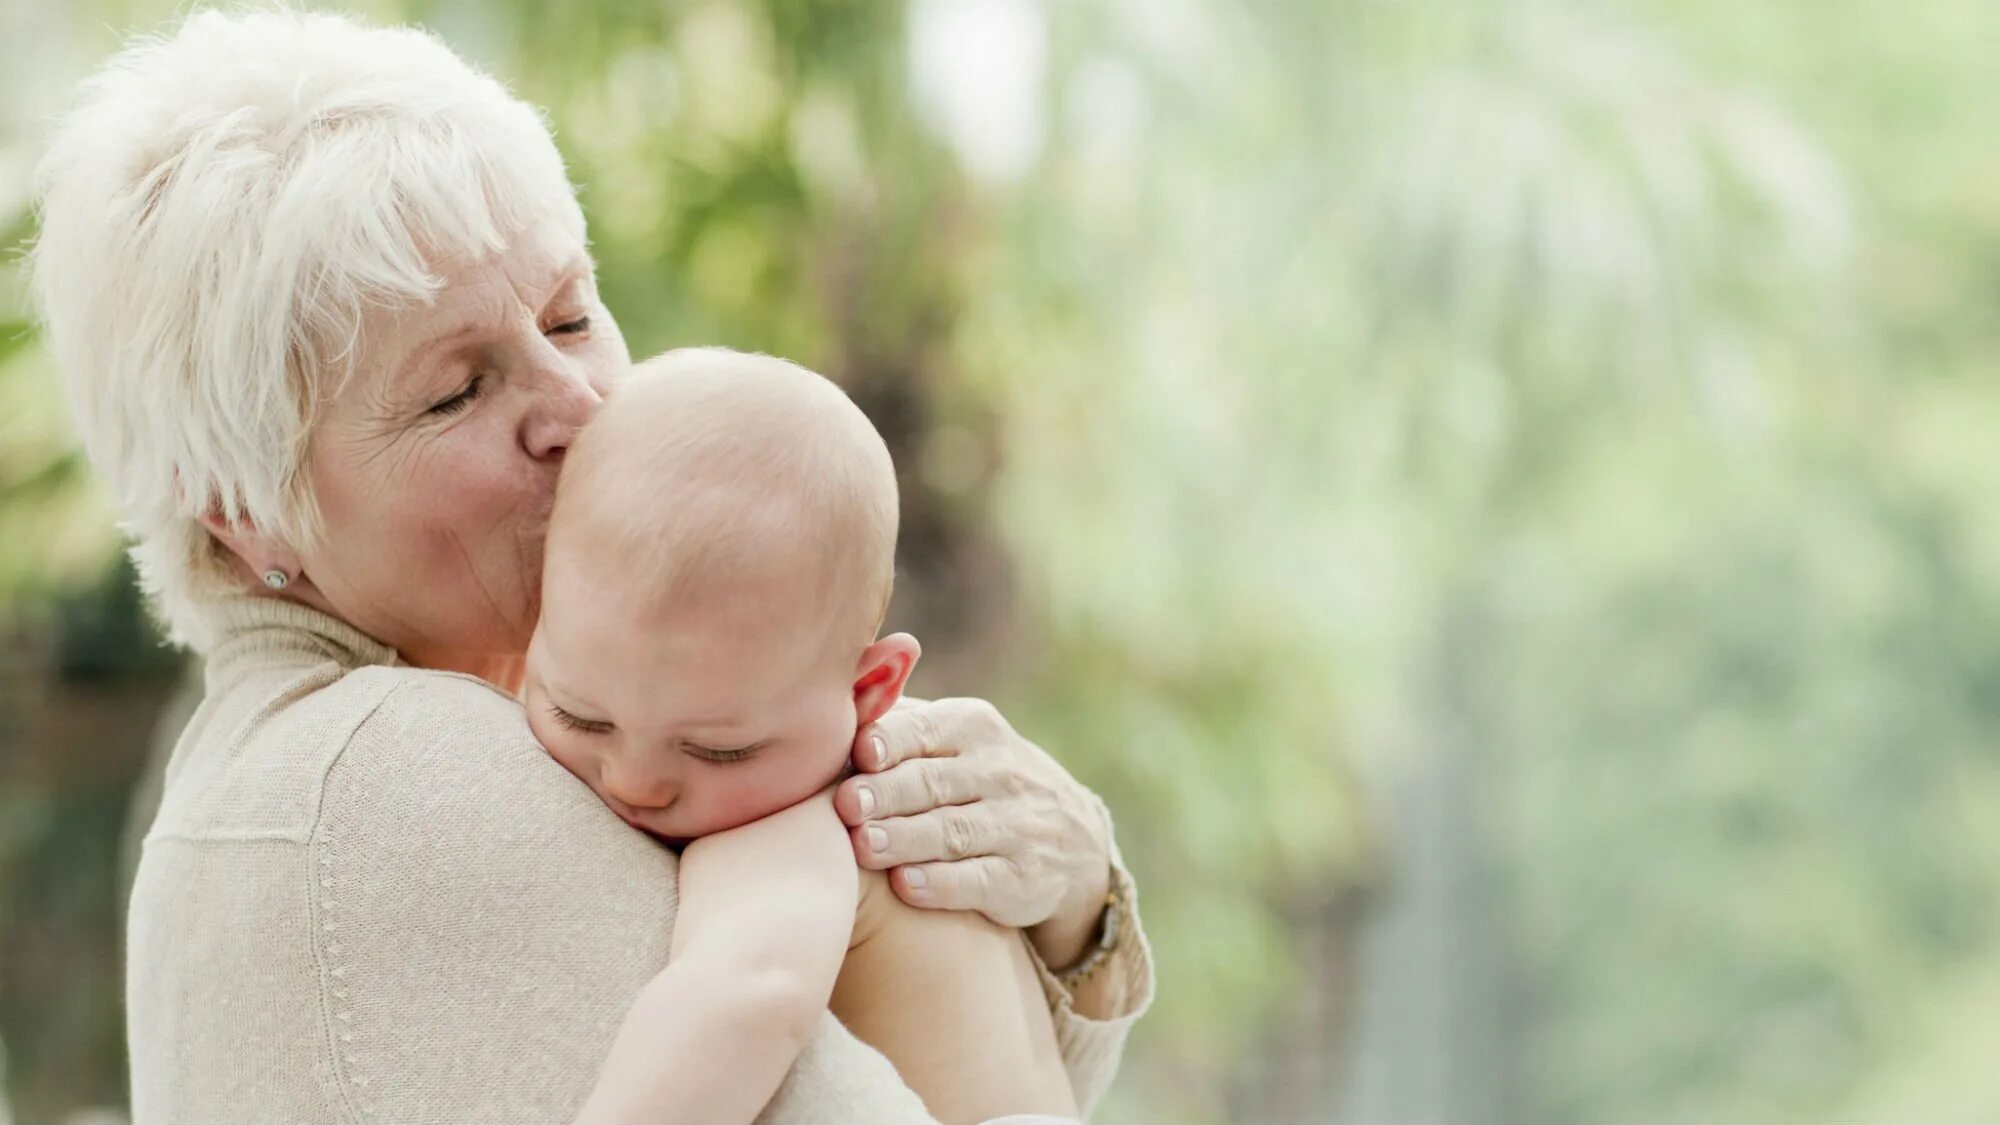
[433,469,552,640]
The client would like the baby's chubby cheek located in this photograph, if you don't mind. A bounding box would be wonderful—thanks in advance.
[692,740,854,835]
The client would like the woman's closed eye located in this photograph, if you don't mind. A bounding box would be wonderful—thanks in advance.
[425,316,588,416]
[547,702,614,735]
[427,373,484,417]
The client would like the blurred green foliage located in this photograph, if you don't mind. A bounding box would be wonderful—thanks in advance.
[7,0,2000,1123]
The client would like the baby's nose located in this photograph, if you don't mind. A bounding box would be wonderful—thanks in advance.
[601,759,678,810]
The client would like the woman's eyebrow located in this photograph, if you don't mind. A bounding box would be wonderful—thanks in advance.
[391,256,592,385]
[544,256,594,303]
[395,322,489,385]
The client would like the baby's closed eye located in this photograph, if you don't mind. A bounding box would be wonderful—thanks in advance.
[679,739,770,764]
[546,702,614,735]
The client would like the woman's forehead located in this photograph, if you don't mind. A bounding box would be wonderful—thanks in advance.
[444,221,592,294]
[373,228,594,356]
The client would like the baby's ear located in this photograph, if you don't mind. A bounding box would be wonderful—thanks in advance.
[853,633,921,729]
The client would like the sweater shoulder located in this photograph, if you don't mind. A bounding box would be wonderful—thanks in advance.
[335,665,560,790]
[296,670,689,1119]
[321,665,669,878]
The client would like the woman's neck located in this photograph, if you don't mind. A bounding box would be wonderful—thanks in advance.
[410,649,529,697]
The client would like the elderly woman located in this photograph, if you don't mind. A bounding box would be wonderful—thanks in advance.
[30,9,1150,1123]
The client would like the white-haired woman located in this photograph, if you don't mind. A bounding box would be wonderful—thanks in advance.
[30,9,1151,1123]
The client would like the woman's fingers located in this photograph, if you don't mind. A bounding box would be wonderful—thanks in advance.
[849,801,994,869]
[835,692,1108,935]
[853,703,946,772]
[889,854,1021,916]
[836,749,984,827]
[853,697,1010,772]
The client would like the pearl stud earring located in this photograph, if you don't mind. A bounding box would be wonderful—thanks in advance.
[262,569,290,590]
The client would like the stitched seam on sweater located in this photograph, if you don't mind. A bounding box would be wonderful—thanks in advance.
[143,828,313,844]
[210,664,343,783]
[305,677,406,1123]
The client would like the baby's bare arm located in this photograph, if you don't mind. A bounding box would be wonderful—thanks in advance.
[833,871,1077,1125]
[577,793,856,1125]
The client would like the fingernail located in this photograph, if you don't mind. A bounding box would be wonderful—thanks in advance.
[903,867,927,889]
[866,825,889,853]
[856,785,875,818]
[869,733,887,767]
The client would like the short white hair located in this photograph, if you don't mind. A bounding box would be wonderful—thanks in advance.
[29,7,585,650]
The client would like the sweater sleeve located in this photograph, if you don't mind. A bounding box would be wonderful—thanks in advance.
[310,670,935,1125]
[1021,794,1157,1120]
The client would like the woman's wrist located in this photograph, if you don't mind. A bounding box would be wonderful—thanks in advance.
[1027,859,1114,972]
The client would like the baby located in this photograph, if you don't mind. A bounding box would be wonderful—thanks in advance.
[521,348,1077,1125]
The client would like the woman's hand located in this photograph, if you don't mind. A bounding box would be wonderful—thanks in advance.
[833,697,1114,971]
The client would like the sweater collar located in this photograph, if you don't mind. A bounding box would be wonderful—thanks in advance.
[202,595,400,681]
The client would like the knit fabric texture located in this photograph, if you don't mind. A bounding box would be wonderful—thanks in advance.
[125,595,1154,1123]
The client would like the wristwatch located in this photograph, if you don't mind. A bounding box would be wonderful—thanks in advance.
[1051,867,1125,988]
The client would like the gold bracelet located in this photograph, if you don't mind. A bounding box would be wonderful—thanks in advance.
[1052,876,1123,988]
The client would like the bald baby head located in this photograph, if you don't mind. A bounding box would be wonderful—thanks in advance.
[527,347,921,840]
[548,347,899,657]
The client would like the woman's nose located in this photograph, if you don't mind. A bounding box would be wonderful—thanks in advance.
[521,360,604,462]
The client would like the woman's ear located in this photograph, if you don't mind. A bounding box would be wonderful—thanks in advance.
[853,632,922,729]
[198,509,303,586]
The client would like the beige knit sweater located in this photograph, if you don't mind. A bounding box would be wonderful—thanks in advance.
[126,596,1153,1124]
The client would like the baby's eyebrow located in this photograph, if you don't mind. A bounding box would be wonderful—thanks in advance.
[539,675,607,716]
[670,714,754,733]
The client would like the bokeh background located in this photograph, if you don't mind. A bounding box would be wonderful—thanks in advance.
[5,0,2000,1122]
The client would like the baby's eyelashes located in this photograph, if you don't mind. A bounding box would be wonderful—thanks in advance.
[678,739,769,764]
[546,702,614,735]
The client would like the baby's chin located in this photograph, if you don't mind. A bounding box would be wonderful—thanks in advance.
[637,765,857,843]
